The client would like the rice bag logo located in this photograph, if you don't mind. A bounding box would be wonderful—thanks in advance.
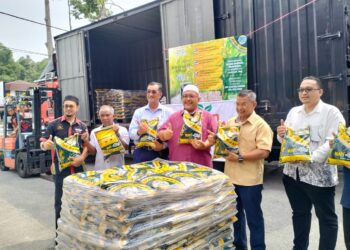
[238,35,247,45]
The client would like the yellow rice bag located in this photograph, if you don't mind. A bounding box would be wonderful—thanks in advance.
[279,127,311,163]
[213,122,240,158]
[95,126,125,159]
[136,118,159,149]
[54,134,81,171]
[328,123,350,166]
[140,175,183,189]
[179,110,202,144]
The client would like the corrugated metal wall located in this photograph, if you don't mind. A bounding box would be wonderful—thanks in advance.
[55,31,90,124]
[215,0,350,125]
[160,0,215,48]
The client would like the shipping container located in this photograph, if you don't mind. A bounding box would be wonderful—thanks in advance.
[55,0,215,125]
[55,0,350,161]
[214,0,350,160]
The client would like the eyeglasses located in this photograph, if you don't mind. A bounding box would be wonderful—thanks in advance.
[64,104,75,109]
[147,90,159,94]
[182,94,197,99]
[297,88,320,94]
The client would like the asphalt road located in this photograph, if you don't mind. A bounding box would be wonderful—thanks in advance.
[0,166,347,250]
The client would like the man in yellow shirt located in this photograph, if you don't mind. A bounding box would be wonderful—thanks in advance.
[224,90,273,250]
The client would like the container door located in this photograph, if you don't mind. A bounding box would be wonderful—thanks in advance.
[160,0,216,99]
[214,0,350,162]
[214,0,350,123]
[55,31,90,124]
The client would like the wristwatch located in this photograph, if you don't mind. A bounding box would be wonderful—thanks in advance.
[237,153,244,162]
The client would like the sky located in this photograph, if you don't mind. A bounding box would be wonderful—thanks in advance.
[0,0,154,61]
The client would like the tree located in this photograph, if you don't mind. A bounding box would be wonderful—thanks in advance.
[0,43,18,82]
[16,57,48,82]
[69,0,126,21]
[0,42,48,82]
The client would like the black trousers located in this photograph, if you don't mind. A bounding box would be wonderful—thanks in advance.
[54,170,71,230]
[132,147,169,163]
[283,174,338,250]
[344,206,350,250]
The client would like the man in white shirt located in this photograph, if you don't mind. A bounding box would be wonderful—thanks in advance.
[83,105,129,170]
[129,82,173,163]
[277,76,345,250]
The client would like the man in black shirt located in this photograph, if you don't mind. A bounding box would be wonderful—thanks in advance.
[40,95,89,231]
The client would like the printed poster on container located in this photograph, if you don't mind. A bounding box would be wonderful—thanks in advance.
[169,36,248,104]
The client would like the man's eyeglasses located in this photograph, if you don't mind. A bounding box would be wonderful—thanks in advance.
[182,94,197,99]
[147,90,158,94]
[64,104,75,109]
[297,88,320,94]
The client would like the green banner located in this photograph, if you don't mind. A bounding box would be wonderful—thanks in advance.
[169,36,248,103]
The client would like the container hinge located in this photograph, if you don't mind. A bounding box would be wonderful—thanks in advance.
[216,13,231,20]
[318,73,343,81]
[256,100,271,112]
[346,54,350,63]
[317,31,342,41]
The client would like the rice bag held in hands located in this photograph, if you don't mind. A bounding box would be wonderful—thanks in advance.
[54,134,81,171]
[95,125,125,159]
[328,123,350,166]
[136,118,159,149]
[213,121,240,159]
[179,110,202,144]
[279,126,311,163]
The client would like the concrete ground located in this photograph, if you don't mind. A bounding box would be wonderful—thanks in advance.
[0,165,347,249]
[0,171,55,250]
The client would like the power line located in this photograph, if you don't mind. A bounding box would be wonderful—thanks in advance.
[0,46,48,57]
[9,47,48,57]
[0,10,68,32]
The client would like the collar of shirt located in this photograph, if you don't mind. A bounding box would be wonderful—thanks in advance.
[101,123,117,128]
[234,111,258,125]
[145,103,163,112]
[297,100,323,115]
[60,116,82,125]
[180,108,200,116]
[246,111,259,124]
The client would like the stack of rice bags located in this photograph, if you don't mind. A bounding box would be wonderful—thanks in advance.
[95,89,108,106]
[128,90,148,119]
[56,159,237,250]
[95,89,147,120]
[95,89,109,117]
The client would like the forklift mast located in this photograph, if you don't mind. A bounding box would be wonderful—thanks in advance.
[33,87,62,147]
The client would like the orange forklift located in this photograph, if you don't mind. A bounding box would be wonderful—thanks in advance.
[0,83,61,177]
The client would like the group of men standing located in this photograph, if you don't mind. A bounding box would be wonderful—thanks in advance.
[40,76,349,250]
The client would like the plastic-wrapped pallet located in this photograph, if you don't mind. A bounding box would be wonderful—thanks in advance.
[56,159,237,250]
[95,89,147,121]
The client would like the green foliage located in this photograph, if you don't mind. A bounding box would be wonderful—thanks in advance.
[0,42,49,82]
[70,0,112,21]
